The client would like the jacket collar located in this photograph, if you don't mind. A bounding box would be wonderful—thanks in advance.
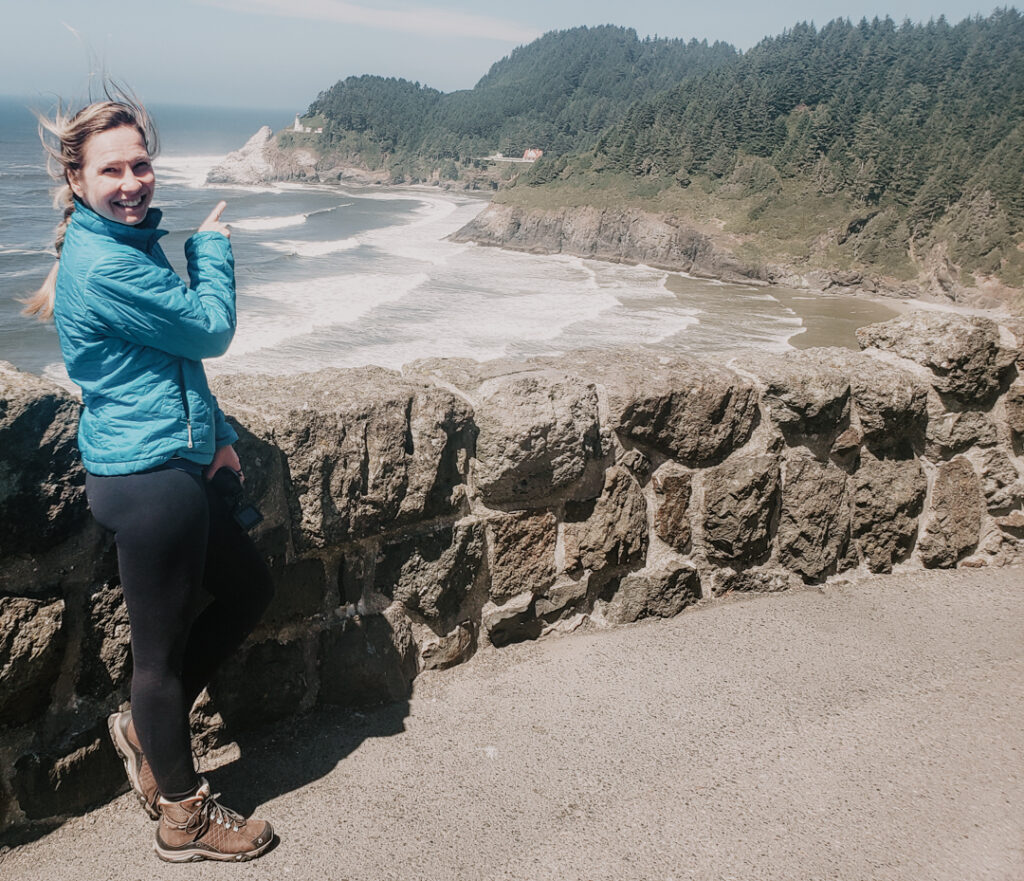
[69,198,167,250]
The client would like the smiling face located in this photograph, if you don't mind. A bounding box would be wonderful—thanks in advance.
[68,125,155,226]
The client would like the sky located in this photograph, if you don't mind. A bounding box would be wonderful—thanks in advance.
[0,0,1005,111]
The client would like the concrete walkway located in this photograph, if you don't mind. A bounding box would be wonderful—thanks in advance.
[3,568,1022,881]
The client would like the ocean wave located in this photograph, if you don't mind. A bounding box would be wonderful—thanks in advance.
[357,197,479,266]
[262,238,360,257]
[0,246,51,257]
[217,270,430,364]
[232,202,353,232]
[154,154,227,188]
[232,213,308,231]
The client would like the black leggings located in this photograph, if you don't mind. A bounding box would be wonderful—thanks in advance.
[86,465,274,799]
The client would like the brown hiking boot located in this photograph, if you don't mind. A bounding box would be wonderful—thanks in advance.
[107,710,161,819]
[154,778,274,863]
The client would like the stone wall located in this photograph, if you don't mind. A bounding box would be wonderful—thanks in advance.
[2,311,1022,841]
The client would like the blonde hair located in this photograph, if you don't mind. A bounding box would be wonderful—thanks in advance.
[22,84,158,321]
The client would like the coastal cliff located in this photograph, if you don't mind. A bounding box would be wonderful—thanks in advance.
[3,311,1023,839]
[450,200,1020,307]
[449,202,764,285]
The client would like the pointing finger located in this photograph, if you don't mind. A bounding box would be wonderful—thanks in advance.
[203,200,227,226]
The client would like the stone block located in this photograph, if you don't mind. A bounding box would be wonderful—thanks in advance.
[208,637,308,729]
[535,573,591,617]
[995,511,1024,537]
[375,522,485,623]
[215,368,474,547]
[743,351,850,437]
[587,352,759,466]
[481,591,540,647]
[78,585,131,697]
[0,363,87,558]
[924,405,998,460]
[487,511,557,601]
[616,448,651,479]
[526,349,758,466]
[0,597,65,727]
[857,312,1009,404]
[318,610,417,707]
[420,623,474,671]
[808,351,927,455]
[778,455,851,580]
[563,466,648,572]
[12,722,123,820]
[711,566,801,596]
[977,448,1024,512]
[703,455,781,563]
[918,457,984,568]
[602,562,700,624]
[472,371,603,506]
[264,556,327,625]
[1005,385,1024,436]
[852,456,927,573]
[652,465,692,551]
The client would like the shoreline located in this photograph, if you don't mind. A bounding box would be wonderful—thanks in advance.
[189,160,1024,357]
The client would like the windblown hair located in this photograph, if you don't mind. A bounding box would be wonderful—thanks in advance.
[22,84,158,321]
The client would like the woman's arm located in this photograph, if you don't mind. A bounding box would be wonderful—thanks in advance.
[84,232,236,360]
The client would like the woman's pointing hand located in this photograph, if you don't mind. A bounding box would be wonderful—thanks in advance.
[198,200,230,238]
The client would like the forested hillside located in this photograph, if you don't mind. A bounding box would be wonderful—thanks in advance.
[516,10,1024,290]
[303,26,736,178]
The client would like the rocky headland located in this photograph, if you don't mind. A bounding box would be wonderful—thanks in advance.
[205,126,384,187]
[449,200,1022,311]
[2,310,1023,841]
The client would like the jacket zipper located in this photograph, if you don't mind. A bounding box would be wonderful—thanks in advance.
[177,364,194,449]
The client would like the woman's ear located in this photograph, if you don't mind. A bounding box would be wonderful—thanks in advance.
[67,171,83,200]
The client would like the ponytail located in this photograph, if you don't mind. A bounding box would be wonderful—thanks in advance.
[22,185,74,320]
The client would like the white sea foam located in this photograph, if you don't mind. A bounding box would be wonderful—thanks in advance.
[213,270,430,368]
[262,237,360,257]
[206,183,809,373]
[155,154,225,188]
[232,213,308,231]
[357,193,476,266]
[0,247,51,257]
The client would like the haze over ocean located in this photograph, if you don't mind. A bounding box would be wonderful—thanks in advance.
[0,98,897,384]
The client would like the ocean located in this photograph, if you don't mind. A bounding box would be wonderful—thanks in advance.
[0,97,895,385]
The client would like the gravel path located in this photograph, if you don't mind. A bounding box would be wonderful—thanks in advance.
[3,567,1022,881]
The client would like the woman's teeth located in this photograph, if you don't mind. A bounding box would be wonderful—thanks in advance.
[116,198,143,207]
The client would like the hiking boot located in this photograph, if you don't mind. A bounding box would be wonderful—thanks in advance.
[107,710,161,820]
[154,778,274,863]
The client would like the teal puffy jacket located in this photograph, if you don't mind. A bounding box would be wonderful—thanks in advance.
[53,200,239,475]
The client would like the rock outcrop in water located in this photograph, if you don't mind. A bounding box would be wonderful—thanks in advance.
[205,125,328,185]
[2,312,1022,839]
[205,127,380,186]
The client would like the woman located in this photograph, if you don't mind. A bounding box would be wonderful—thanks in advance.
[25,89,275,863]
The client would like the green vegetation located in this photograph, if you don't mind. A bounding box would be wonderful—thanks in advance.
[510,10,1024,287]
[299,13,1024,290]
[305,26,736,178]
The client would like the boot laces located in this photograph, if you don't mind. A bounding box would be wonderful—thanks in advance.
[170,782,246,835]
[196,791,245,834]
